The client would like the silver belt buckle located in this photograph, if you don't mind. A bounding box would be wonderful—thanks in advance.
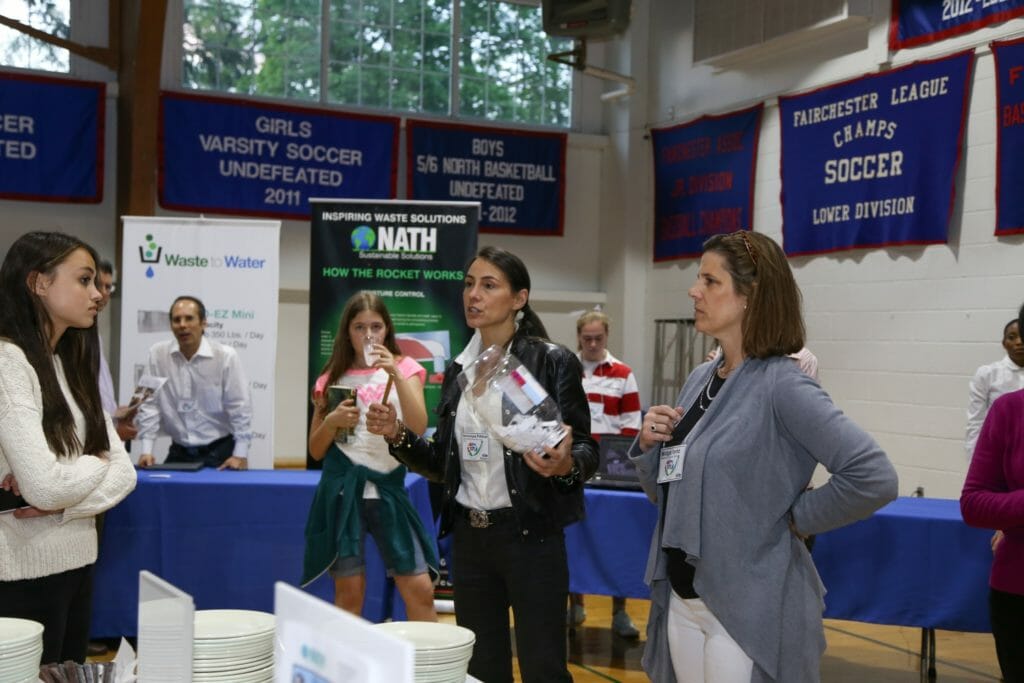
[468,509,490,529]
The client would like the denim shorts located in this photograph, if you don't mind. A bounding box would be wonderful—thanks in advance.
[329,496,429,579]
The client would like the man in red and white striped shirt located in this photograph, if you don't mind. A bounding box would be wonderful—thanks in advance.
[569,311,642,638]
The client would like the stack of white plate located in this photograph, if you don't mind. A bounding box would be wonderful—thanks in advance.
[193,609,274,682]
[374,621,475,683]
[0,617,43,683]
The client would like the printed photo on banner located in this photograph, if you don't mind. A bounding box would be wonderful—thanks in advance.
[890,0,1024,50]
[777,50,974,256]
[159,92,399,219]
[308,199,479,448]
[406,119,565,235]
[650,103,763,262]
[0,72,104,203]
[992,37,1024,234]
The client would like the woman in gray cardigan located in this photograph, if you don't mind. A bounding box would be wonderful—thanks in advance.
[633,231,898,682]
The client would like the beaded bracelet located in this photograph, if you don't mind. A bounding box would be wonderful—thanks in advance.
[384,419,411,449]
[552,460,581,486]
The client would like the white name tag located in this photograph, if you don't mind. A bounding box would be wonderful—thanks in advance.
[177,398,197,413]
[462,432,490,461]
[657,444,685,484]
[589,401,605,420]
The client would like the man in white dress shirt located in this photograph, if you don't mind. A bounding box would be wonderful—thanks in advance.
[136,296,252,470]
[95,259,138,442]
[966,318,1024,462]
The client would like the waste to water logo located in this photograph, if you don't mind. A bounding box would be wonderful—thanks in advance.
[139,234,162,278]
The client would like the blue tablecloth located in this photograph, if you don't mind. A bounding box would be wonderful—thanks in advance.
[812,496,993,633]
[566,486,657,599]
[568,491,993,633]
[90,469,436,638]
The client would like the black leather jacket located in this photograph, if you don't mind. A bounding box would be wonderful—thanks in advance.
[390,334,598,538]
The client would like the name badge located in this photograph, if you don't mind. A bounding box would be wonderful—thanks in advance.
[588,401,605,420]
[463,432,490,461]
[178,398,197,413]
[657,444,685,484]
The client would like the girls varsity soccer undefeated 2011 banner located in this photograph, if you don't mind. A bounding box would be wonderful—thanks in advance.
[650,104,763,262]
[777,51,973,256]
[890,0,1024,50]
[0,72,104,203]
[308,199,479,460]
[406,119,565,235]
[992,37,1024,234]
[160,92,399,219]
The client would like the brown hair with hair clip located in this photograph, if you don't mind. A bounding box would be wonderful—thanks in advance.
[702,230,803,358]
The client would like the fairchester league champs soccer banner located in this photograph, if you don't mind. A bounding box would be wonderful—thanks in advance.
[160,91,399,219]
[120,217,281,469]
[992,37,1024,234]
[890,0,1024,50]
[308,199,479,458]
[0,72,104,203]
[650,104,763,261]
[406,119,565,235]
[777,51,973,256]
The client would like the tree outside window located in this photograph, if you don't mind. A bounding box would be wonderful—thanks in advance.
[0,0,70,72]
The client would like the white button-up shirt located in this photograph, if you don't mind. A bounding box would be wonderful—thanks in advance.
[136,337,253,458]
[965,354,1024,460]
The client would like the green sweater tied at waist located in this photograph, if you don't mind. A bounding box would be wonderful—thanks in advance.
[302,445,439,587]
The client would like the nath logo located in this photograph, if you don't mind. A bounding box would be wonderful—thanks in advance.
[350,225,376,251]
[138,234,162,278]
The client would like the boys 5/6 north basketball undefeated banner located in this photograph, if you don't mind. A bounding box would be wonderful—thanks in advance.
[650,104,763,262]
[992,37,1024,234]
[308,199,479,452]
[777,51,973,256]
[890,0,1024,50]
[406,120,565,235]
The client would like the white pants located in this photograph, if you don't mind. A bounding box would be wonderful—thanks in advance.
[667,591,755,683]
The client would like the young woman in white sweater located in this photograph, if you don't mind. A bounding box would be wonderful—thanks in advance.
[0,232,137,664]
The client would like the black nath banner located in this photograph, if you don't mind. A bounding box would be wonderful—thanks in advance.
[778,51,973,256]
[308,199,479,451]
[161,92,399,219]
[0,72,104,203]
[406,119,566,235]
[992,37,1024,234]
[650,104,763,262]
[890,0,1024,50]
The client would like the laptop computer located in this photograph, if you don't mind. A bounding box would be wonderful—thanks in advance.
[141,461,206,472]
[586,434,642,490]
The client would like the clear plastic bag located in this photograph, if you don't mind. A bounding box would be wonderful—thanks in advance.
[457,344,567,455]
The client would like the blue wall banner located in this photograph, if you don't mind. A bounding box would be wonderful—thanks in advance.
[160,92,399,219]
[890,0,1024,50]
[0,72,104,203]
[406,119,566,235]
[777,51,973,256]
[650,104,763,262]
[993,37,1024,234]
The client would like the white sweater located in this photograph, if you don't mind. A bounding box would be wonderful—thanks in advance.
[0,341,137,581]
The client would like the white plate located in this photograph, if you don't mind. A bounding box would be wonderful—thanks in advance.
[193,653,273,673]
[373,621,475,650]
[194,610,274,640]
[0,618,43,650]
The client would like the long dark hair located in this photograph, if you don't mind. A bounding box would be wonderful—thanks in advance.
[321,291,402,387]
[473,246,550,342]
[0,232,110,457]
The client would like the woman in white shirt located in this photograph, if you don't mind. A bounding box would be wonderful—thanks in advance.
[0,232,137,664]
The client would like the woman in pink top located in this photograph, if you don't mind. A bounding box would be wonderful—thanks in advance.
[961,304,1024,683]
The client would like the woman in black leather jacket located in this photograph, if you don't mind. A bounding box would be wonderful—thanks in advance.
[367,246,598,683]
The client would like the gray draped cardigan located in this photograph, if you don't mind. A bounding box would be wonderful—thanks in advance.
[630,356,898,682]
